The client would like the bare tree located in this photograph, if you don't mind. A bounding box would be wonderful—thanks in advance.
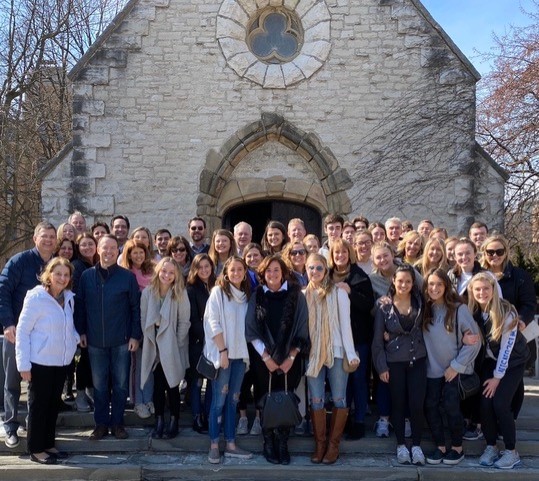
[476,0,539,254]
[0,0,126,260]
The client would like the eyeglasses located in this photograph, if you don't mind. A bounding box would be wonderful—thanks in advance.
[171,247,186,253]
[290,249,306,256]
[190,226,204,231]
[485,248,505,257]
[307,265,325,272]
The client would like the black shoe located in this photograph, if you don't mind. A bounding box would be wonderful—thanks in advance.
[276,427,291,465]
[90,424,109,440]
[347,422,365,440]
[262,429,280,464]
[152,416,165,439]
[163,416,179,439]
[5,431,19,448]
[192,415,205,434]
[111,425,128,439]
[57,399,72,412]
[45,449,69,459]
[30,453,57,465]
[443,449,464,465]
[426,448,445,465]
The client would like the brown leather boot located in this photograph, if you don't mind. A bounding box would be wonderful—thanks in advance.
[310,408,327,464]
[322,407,349,464]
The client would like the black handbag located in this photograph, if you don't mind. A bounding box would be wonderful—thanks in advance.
[196,353,219,380]
[455,306,481,400]
[259,373,302,429]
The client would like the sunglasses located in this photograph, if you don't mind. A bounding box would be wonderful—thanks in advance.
[485,248,505,257]
[307,265,325,272]
[172,247,186,253]
[190,226,204,231]
[290,249,306,256]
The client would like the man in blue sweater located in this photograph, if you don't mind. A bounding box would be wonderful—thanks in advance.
[75,234,141,440]
[0,222,57,448]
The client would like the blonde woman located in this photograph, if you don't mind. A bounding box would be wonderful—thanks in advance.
[468,272,529,469]
[304,253,359,464]
[416,237,448,276]
[396,230,423,265]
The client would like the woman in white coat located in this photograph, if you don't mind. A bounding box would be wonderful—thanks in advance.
[141,257,190,439]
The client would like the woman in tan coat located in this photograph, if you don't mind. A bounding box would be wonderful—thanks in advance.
[141,257,191,439]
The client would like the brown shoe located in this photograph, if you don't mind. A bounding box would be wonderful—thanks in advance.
[89,425,108,440]
[310,408,327,464]
[322,407,349,464]
[111,425,128,439]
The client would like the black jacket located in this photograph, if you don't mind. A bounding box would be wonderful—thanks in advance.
[497,262,537,324]
[343,264,375,345]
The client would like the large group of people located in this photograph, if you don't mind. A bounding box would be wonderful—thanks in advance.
[0,212,537,469]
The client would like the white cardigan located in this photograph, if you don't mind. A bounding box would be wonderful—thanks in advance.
[16,286,80,372]
[203,285,249,368]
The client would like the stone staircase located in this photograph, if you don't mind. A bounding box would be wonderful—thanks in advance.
[1,378,539,480]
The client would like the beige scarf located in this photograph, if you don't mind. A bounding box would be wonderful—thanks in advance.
[305,286,339,377]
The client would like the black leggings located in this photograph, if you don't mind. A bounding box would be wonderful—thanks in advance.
[480,360,525,450]
[153,363,180,417]
[388,358,427,446]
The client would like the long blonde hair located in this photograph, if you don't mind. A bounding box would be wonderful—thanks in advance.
[149,257,184,300]
[467,272,518,342]
[305,253,333,300]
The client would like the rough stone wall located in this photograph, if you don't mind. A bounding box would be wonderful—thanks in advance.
[41,0,502,236]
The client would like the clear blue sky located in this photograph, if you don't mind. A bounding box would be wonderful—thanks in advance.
[420,0,536,75]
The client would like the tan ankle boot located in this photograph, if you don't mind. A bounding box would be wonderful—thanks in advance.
[322,407,349,464]
[310,408,327,463]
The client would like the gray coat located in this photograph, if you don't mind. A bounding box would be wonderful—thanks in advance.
[140,287,190,389]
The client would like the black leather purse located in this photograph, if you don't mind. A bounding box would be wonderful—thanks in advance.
[259,373,302,429]
[196,353,219,380]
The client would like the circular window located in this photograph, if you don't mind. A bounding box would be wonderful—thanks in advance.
[247,8,304,65]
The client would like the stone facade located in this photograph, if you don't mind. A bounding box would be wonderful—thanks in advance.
[41,0,507,236]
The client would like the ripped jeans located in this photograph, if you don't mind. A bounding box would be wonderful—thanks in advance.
[307,357,348,411]
[209,359,246,443]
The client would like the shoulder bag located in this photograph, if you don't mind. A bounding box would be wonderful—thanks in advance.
[259,373,302,429]
[455,305,480,400]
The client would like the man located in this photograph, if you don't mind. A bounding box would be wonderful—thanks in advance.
[154,228,172,259]
[188,216,209,254]
[385,217,402,251]
[287,218,307,242]
[68,211,87,236]
[110,215,130,250]
[319,214,344,259]
[417,219,434,239]
[76,234,141,440]
[469,221,488,250]
[233,222,252,256]
[0,222,57,448]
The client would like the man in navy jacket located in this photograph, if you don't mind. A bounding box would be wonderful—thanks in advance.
[0,222,56,448]
[75,234,141,440]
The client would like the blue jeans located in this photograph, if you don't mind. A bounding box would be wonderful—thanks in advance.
[2,337,21,433]
[307,357,348,411]
[88,344,130,427]
[131,348,153,405]
[209,359,245,443]
[347,344,370,422]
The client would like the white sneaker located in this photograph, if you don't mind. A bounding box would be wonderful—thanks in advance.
[397,444,411,464]
[249,417,262,435]
[375,418,390,438]
[494,450,520,469]
[479,445,499,466]
[404,418,412,438]
[236,416,249,435]
[134,403,151,419]
[411,446,425,466]
[146,402,155,414]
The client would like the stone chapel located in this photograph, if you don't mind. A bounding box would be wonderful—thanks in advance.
[40,0,507,238]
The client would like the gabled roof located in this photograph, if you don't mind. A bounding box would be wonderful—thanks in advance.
[474,141,510,181]
[38,141,73,181]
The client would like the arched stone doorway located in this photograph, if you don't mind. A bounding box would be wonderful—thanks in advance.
[223,200,322,244]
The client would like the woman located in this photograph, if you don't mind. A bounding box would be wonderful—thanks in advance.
[15,258,80,464]
[71,233,98,412]
[57,223,76,241]
[372,264,427,466]
[186,254,216,434]
[245,255,309,464]
[353,231,374,275]
[54,238,76,261]
[303,234,321,254]
[369,222,387,243]
[481,234,537,418]
[396,230,423,265]
[208,229,237,276]
[416,237,448,277]
[305,253,359,464]
[90,221,110,240]
[282,241,308,287]
[423,269,481,465]
[120,239,155,418]
[243,242,264,289]
[468,272,529,469]
[166,235,194,279]
[329,239,375,439]
[429,227,448,241]
[141,257,190,439]
[445,236,459,269]
[448,238,482,300]
[204,256,252,464]
[261,221,289,255]
[131,226,155,255]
